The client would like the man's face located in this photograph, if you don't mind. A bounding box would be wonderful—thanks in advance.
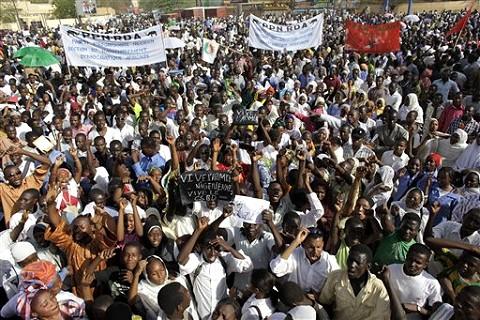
[72,217,93,244]
[453,94,463,107]
[347,251,369,279]
[70,115,80,128]
[94,139,107,153]
[399,220,419,242]
[454,289,480,320]
[5,166,23,187]
[5,125,16,140]
[18,192,37,210]
[407,158,421,175]
[394,141,407,156]
[121,246,141,271]
[75,135,86,151]
[110,143,122,158]
[404,251,429,276]
[94,114,106,130]
[302,236,324,264]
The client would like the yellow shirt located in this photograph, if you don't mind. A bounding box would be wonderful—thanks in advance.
[319,270,391,320]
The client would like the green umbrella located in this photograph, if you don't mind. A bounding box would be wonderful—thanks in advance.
[13,46,42,58]
[19,48,59,67]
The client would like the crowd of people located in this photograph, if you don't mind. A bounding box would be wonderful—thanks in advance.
[0,6,480,320]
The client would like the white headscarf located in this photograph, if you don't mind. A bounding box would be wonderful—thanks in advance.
[138,256,171,318]
[391,187,430,244]
[399,93,424,124]
[367,165,395,208]
[454,139,480,171]
[456,170,480,197]
[436,128,468,167]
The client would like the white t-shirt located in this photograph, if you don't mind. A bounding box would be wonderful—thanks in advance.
[241,295,275,320]
[388,263,442,319]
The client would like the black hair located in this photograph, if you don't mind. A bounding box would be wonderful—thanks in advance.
[349,244,373,263]
[105,302,132,320]
[21,188,40,199]
[401,212,422,225]
[214,298,241,319]
[251,269,275,295]
[279,281,305,307]
[89,295,114,320]
[438,166,454,180]
[110,140,122,148]
[88,188,106,201]
[123,241,143,256]
[140,136,157,149]
[198,227,218,247]
[289,188,309,210]
[93,135,106,143]
[408,243,432,259]
[157,282,186,316]
[282,211,301,226]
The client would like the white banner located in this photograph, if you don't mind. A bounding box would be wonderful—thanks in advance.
[60,25,167,67]
[201,38,220,64]
[248,14,324,51]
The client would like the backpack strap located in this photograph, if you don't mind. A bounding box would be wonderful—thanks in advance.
[249,305,263,320]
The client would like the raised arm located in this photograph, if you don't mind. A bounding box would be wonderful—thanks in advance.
[166,135,179,172]
[70,147,82,183]
[15,147,51,167]
[342,167,366,218]
[250,152,264,199]
[177,216,209,265]
[211,138,222,170]
[128,260,148,306]
[116,199,128,242]
[262,209,284,251]
[46,183,61,227]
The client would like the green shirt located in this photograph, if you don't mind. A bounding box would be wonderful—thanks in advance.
[373,232,416,266]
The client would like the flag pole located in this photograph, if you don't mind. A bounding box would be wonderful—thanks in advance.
[453,25,465,48]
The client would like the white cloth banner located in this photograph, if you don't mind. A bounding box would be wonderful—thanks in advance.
[233,195,270,224]
[60,25,167,67]
[248,14,324,51]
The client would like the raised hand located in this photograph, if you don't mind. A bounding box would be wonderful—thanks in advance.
[294,227,310,245]
[212,138,222,153]
[430,201,441,216]
[262,209,274,224]
[197,216,210,231]
[166,135,176,146]
[134,259,148,276]
[99,248,116,260]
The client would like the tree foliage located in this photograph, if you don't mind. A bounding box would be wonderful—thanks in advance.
[0,2,19,24]
[52,0,76,19]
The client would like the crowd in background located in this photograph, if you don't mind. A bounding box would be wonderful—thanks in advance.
[0,7,479,320]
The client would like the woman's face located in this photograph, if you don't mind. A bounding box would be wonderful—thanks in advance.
[148,227,163,247]
[465,173,480,189]
[147,260,167,285]
[31,290,60,319]
[425,157,437,172]
[126,214,135,233]
[405,190,422,209]
[137,190,149,207]
[429,120,438,132]
[438,170,451,187]
[150,168,162,183]
[355,198,371,220]
[450,133,460,145]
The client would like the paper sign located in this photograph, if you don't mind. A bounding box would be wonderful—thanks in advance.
[179,170,234,204]
[233,195,270,224]
[33,136,55,153]
[233,110,258,125]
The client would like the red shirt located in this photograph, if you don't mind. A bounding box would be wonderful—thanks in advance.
[438,104,464,133]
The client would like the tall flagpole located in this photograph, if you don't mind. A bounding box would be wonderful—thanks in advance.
[407,0,413,15]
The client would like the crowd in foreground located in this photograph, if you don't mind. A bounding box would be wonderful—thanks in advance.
[0,7,480,320]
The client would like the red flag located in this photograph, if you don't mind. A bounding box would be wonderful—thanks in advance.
[345,20,401,54]
[446,8,472,37]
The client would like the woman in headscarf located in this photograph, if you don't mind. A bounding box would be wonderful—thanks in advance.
[128,256,195,320]
[374,98,386,118]
[455,132,480,171]
[435,129,468,168]
[425,167,460,226]
[398,93,424,124]
[415,118,450,162]
[391,187,430,244]
[294,93,310,116]
[364,165,395,208]
[455,170,480,197]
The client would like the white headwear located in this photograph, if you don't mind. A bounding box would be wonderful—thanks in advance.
[10,241,36,263]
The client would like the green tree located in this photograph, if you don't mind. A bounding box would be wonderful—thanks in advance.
[52,0,77,19]
[0,4,18,23]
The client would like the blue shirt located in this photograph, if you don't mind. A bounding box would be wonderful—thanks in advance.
[132,153,166,178]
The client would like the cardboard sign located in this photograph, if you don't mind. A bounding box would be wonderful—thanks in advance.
[233,110,258,125]
[233,195,270,224]
[179,170,234,204]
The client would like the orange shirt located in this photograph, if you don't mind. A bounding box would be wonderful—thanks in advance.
[0,165,48,225]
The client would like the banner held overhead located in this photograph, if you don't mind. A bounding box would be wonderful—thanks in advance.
[248,14,324,52]
[60,25,167,67]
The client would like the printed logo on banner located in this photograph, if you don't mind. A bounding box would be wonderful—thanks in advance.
[60,25,167,67]
[248,14,324,51]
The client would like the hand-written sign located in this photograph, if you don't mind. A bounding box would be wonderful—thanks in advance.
[233,110,258,125]
[179,170,234,204]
